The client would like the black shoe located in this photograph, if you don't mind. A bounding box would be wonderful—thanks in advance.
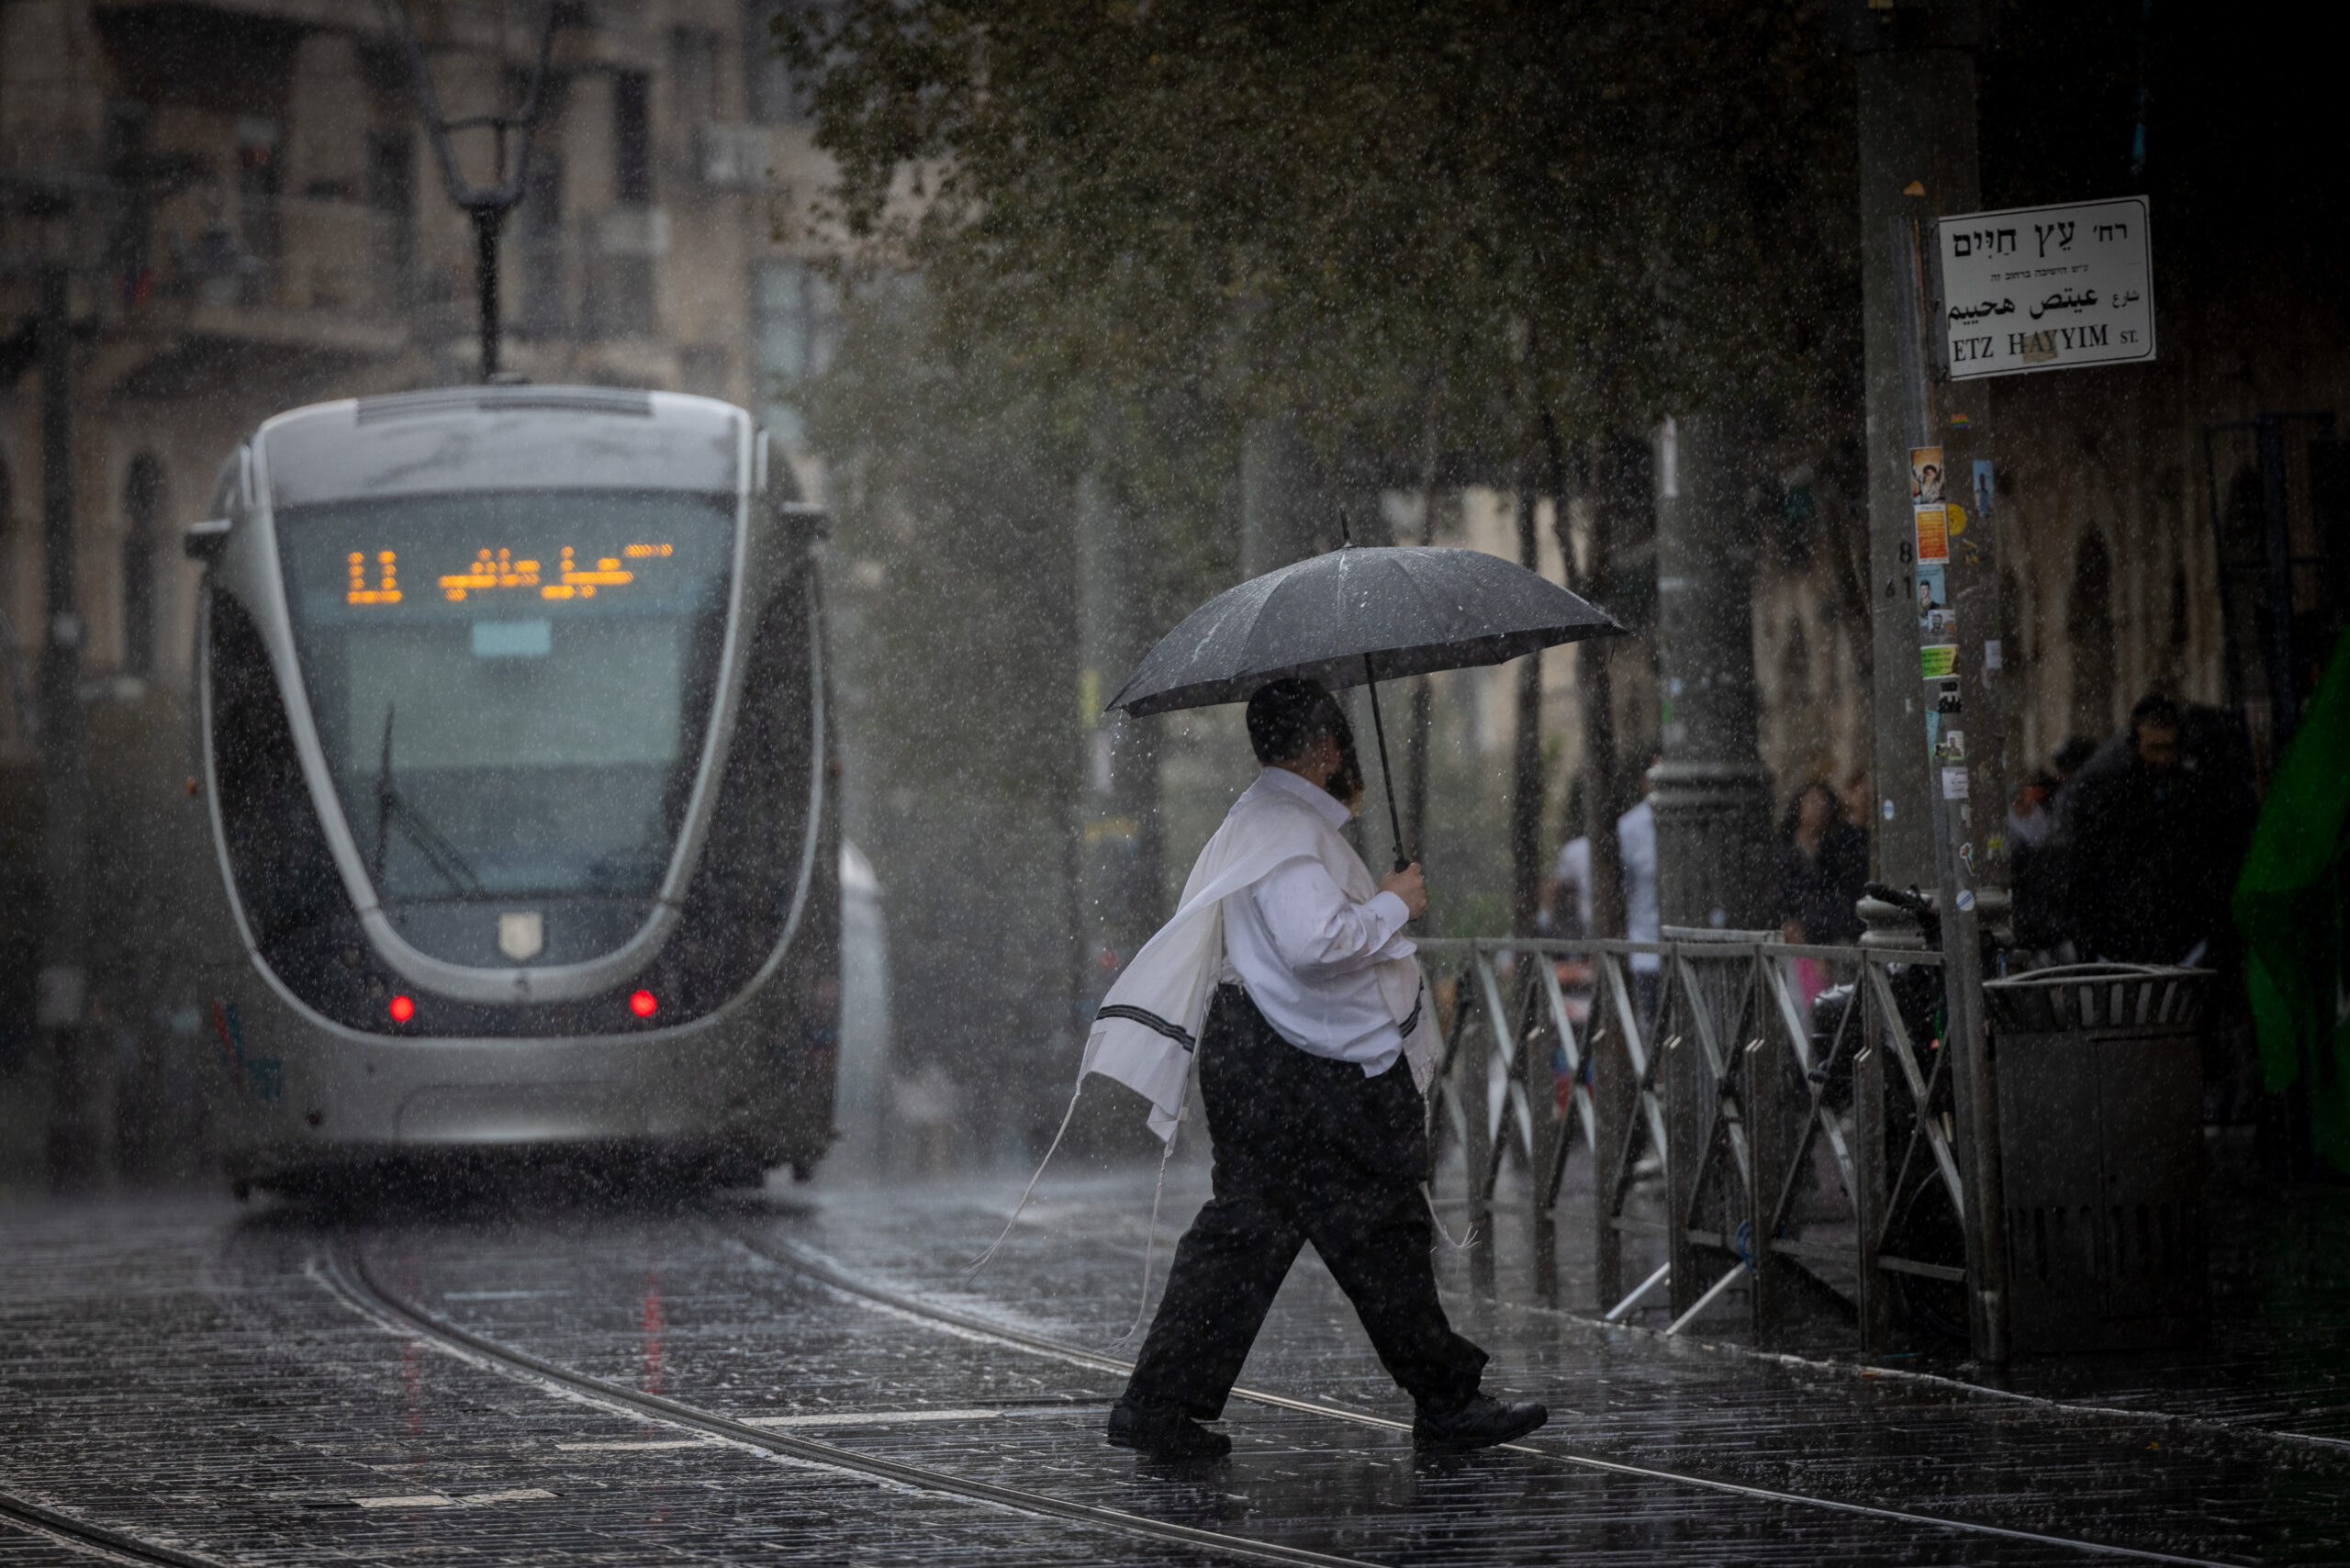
[1413,1392,1548,1451]
[1106,1396,1232,1461]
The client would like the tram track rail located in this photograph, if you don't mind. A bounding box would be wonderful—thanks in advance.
[719,1222,2244,1568]
[314,1242,1379,1568]
[0,1486,229,1568]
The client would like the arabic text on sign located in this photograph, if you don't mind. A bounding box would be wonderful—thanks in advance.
[371,544,681,604]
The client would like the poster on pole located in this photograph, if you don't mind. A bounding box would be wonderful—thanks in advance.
[1935,196,2154,379]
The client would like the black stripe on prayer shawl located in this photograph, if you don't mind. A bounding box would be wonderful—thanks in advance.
[1400,987,1425,1040]
[1094,1004,1197,1051]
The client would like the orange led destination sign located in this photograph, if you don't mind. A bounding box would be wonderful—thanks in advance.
[347,551,401,604]
[340,543,676,607]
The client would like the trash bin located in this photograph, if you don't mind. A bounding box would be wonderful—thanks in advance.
[1986,963,2211,1354]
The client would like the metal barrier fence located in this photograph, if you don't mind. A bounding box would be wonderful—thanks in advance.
[1416,934,1971,1352]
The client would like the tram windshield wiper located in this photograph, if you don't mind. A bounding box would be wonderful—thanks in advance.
[372,705,487,901]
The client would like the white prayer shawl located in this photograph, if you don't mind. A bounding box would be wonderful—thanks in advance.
[1080,778,1435,1141]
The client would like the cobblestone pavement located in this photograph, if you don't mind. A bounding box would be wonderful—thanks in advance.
[0,1164,2344,1566]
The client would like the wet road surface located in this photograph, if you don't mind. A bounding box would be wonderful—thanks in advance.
[2,1170,2344,1565]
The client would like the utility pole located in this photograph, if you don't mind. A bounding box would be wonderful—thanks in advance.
[1853,0,1999,894]
[1650,414,1774,933]
[35,257,93,1188]
[1851,0,2010,1362]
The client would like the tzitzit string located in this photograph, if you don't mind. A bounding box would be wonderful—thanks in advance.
[963,1077,1084,1277]
[1423,1182,1480,1250]
[1107,1049,1196,1347]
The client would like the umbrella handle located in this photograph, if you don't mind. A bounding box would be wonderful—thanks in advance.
[1360,655,1411,875]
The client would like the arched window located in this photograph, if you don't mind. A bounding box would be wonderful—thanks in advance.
[122,453,166,677]
[2068,531,2115,739]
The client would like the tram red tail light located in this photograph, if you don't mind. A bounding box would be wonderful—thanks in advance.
[630,989,658,1018]
[388,994,415,1023]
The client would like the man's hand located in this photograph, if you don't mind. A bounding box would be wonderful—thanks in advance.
[1380,862,1428,921]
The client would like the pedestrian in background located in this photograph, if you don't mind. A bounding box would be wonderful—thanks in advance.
[1551,756,1662,1025]
[2009,734,2101,958]
[1838,767,1874,835]
[1776,778,1866,947]
[1775,778,1866,1007]
[1540,778,1589,939]
[2006,768,2066,954]
[2064,694,2250,967]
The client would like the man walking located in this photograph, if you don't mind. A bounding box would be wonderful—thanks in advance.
[1102,678,1547,1462]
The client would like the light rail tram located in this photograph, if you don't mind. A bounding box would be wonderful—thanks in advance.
[188,385,839,1192]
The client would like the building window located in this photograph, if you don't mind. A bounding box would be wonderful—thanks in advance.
[754,258,835,445]
[614,71,652,206]
[122,454,167,677]
[744,1,817,125]
[236,115,281,306]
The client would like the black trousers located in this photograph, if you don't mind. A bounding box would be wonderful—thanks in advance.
[1124,985,1487,1420]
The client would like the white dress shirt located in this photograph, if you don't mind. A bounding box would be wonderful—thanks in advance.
[1219,767,1416,1075]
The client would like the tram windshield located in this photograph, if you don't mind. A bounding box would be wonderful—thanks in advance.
[278,490,735,905]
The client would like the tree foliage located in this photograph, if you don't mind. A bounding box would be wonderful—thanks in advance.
[787,0,1859,467]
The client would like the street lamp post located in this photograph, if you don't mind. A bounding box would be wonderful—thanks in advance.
[378,0,560,381]
[1651,413,1774,938]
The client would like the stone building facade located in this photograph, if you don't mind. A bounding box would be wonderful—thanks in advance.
[1,0,833,739]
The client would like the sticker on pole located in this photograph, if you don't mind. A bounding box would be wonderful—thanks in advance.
[1909,447,1947,508]
[1921,644,1959,679]
[1942,766,1970,801]
[1914,508,1950,565]
[1937,196,2154,379]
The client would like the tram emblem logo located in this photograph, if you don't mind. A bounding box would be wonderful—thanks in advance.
[498,911,545,962]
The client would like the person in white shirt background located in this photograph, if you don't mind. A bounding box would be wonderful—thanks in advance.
[1548,753,1662,1025]
[1107,678,1549,1462]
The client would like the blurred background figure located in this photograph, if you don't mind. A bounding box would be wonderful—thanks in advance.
[1775,778,1866,1008]
[1540,778,1597,1039]
[1540,778,1589,942]
[2007,766,2067,958]
[1550,756,1662,1026]
[2052,735,2101,786]
[1838,768,1873,837]
[2065,693,2261,1119]
[2008,734,2102,962]
[2064,694,2254,970]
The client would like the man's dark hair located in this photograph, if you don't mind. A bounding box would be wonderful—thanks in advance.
[1247,677,1348,765]
[2130,692,2183,733]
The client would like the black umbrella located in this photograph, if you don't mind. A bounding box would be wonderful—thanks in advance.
[1105,541,1625,868]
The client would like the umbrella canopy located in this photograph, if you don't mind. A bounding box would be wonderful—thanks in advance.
[1105,545,1623,718]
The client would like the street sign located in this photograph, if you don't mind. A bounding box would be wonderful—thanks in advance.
[1935,196,2154,380]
